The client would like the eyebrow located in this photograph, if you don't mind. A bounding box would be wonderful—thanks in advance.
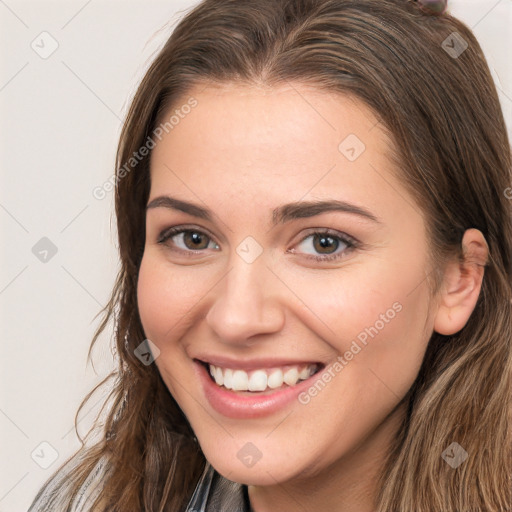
[146,195,382,225]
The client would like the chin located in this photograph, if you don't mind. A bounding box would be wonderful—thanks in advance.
[202,442,319,486]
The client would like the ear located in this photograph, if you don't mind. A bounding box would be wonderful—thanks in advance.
[433,228,489,335]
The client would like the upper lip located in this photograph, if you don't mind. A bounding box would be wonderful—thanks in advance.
[194,355,324,370]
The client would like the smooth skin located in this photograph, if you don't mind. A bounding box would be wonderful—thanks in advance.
[137,82,488,512]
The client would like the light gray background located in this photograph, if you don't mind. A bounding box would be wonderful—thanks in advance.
[1,1,511,511]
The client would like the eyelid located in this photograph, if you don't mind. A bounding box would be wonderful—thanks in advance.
[156,224,361,262]
[157,224,358,243]
[157,224,219,245]
[292,227,358,246]
[287,228,359,263]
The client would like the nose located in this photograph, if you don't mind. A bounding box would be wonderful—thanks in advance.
[205,254,285,345]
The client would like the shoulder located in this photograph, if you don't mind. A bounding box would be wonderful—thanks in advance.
[27,449,108,512]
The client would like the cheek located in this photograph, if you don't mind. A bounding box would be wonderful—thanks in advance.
[283,263,432,461]
[136,253,205,342]
[290,256,433,396]
[136,254,207,400]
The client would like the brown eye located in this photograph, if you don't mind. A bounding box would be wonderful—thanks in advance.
[181,231,210,250]
[292,230,358,262]
[312,234,340,255]
[158,227,220,254]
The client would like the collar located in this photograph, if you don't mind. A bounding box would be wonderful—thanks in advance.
[185,461,251,512]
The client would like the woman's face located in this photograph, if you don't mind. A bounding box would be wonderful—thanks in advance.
[137,82,437,486]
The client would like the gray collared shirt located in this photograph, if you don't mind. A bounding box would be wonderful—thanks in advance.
[185,461,251,512]
[28,451,251,512]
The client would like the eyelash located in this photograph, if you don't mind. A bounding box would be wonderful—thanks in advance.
[156,226,359,262]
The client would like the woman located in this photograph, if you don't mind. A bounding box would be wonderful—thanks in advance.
[28,0,511,510]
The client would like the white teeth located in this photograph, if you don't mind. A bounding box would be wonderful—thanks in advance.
[299,367,311,380]
[213,366,223,386]
[248,370,268,391]
[267,369,284,389]
[232,370,249,391]
[223,369,233,390]
[207,363,318,392]
[283,368,299,386]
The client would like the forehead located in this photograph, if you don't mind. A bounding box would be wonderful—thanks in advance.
[148,82,408,219]
[153,81,389,159]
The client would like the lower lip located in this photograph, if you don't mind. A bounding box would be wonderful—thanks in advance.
[194,361,321,419]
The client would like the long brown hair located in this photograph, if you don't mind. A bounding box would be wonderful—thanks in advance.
[31,0,511,510]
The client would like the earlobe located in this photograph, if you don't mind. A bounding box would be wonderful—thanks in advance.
[433,229,489,335]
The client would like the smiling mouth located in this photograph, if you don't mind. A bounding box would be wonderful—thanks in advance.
[197,360,324,393]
